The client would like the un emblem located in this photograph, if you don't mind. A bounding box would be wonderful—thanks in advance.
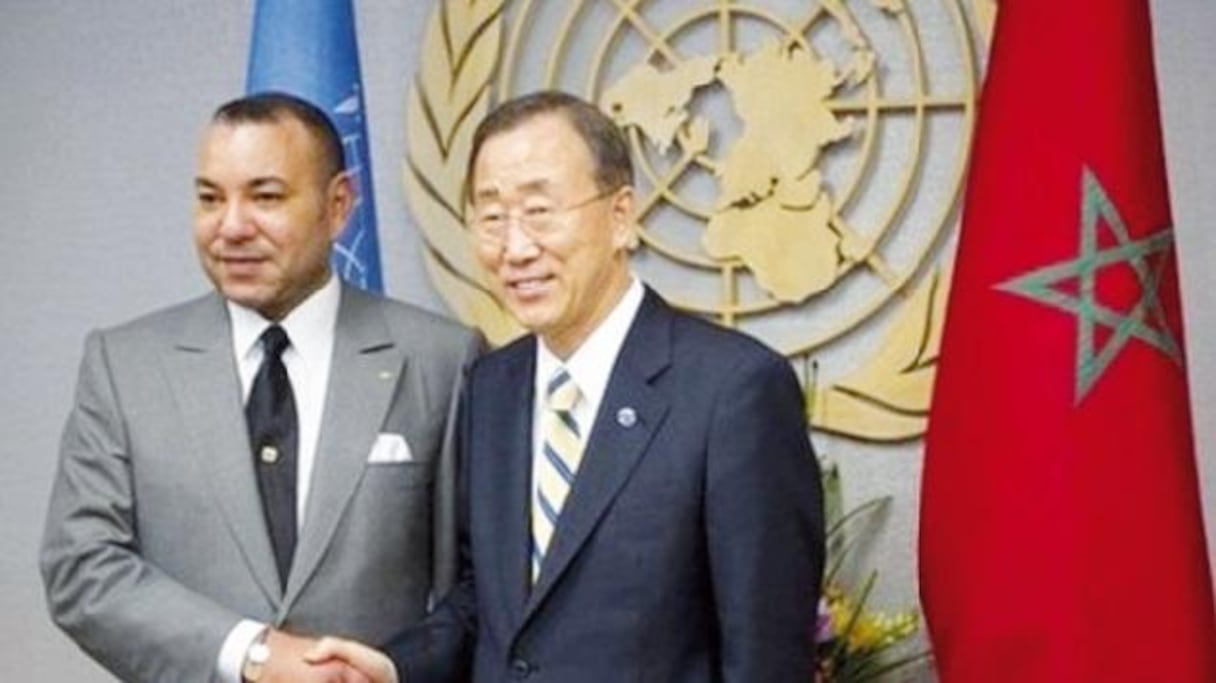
[406,0,993,442]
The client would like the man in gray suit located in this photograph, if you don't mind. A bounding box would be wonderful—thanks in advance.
[40,93,480,683]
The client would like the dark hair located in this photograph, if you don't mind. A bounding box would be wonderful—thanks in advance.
[467,90,634,196]
[211,92,346,181]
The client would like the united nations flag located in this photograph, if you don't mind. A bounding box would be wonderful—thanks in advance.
[246,0,384,293]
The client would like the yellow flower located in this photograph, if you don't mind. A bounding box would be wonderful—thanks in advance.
[824,582,920,654]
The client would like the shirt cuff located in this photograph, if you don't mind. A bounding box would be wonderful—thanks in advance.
[216,619,267,683]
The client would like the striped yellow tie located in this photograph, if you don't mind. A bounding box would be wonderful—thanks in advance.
[532,367,583,582]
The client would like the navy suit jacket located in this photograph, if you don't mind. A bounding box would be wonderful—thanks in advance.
[391,288,824,683]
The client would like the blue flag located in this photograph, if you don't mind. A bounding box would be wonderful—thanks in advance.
[246,0,384,293]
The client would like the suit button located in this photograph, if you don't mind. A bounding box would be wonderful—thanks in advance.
[509,658,533,678]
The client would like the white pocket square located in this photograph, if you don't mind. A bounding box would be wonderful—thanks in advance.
[367,433,414,464]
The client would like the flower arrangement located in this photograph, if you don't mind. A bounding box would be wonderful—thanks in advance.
[814,460,927,682]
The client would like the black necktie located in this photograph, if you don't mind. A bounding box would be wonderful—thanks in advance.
[246,324,298,588]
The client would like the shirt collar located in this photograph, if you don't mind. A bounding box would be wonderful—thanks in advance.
[228,274,341,369]
[536,277,644,408]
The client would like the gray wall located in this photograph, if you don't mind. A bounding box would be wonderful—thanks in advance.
[2,2,1212,681]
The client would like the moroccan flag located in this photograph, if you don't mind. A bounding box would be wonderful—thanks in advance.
[247,0,384,293]
[919,1,1216,681]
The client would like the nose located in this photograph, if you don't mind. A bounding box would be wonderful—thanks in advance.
[501,219,541,263]
[217,199,255,241]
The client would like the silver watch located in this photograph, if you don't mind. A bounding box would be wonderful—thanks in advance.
[241,635,271,682]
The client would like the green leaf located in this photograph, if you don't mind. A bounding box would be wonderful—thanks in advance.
[821,459,844,530]
[825,496,891,585]
[831,570,879,664]
[828,495,891,544]
[852,650,932,682]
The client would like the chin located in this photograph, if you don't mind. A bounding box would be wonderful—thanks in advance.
[219,285,269,311]
[507,309,554,336]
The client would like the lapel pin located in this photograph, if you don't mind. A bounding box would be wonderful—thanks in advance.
[378,370,393,380]
[260,445,279,464]
[616,407,637,428]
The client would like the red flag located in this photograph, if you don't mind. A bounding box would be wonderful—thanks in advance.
[919,2,1216,681]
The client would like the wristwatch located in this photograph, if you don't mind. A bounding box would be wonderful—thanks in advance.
[241,632,271,682]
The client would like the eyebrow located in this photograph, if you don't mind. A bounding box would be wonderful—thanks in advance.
[472,178,553,203]
[193,176,286,190]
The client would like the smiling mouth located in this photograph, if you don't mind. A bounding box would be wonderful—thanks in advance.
[219,255,267,275]
[507,275,553,296]
[217,250,265,261]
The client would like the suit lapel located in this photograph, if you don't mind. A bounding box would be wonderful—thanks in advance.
[523,290,673,622]
[482,341,536,629]
[282,286,403,611]
[164,294,281,604]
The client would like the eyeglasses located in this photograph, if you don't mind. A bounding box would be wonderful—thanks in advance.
[469,187,618,245]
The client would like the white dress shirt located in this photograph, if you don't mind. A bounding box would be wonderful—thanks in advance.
[531,278,644,527]
[216,274,340,683]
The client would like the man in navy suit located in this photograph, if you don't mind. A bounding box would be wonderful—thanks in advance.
[313,90,824,683]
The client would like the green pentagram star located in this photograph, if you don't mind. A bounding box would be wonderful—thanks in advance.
[996,166,1182,404]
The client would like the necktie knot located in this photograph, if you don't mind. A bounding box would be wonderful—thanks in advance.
[261,325,291,360]
[546,367,581,413]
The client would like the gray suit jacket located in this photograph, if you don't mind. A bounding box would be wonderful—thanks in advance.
[40,284,481,683]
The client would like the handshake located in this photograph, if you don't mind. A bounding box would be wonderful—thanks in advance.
[246,629,399,683]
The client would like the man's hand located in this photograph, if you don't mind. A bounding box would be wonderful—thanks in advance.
[258,629,373,683]
[305,637,400,683]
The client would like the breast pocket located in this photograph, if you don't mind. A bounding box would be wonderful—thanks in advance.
[604,475,701,558]
[363,459,433,489]
[340,459,435,560]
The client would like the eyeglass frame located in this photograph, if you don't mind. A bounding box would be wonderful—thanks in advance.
[467,186,621,246]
